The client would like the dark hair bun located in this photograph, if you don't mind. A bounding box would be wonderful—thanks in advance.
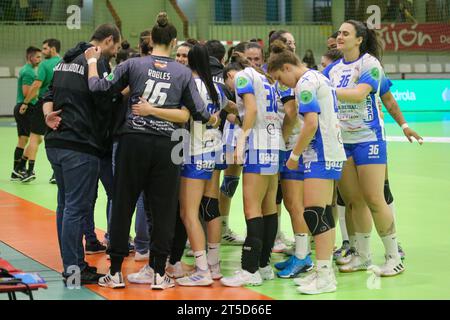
[157,12,169,27]
[270,40,288,54]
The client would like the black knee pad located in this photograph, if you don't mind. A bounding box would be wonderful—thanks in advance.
[303,206,333,236]
[336,188,345,206]
[220,175,240,198]
[325,205,336,229]
[384,180,394,205]
[276,180,283,205]
[200,197,220,222]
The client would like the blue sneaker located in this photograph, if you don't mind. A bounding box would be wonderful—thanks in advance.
[277,255,314,278]
[274,255,295,271]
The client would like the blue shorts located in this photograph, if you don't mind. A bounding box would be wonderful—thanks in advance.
[181,153,216,180]
[243,149,280,175]
[280,150,304,181]
[304,161,344,180]
[344,141,387,166]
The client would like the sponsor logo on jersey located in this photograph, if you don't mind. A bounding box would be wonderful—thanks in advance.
[370,67,380,80]
[300,90,313,104]
[106,73,114,81]
[154,60,168,69]
[237,77,249,88]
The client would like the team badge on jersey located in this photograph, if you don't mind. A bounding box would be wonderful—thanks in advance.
[300,90,313,104]
[106,73,114,81]
[370,67,380,80]
[237,77,248,88]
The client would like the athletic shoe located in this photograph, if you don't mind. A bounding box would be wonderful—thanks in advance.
[98,272,126,289]
[63,268,104,286]
[338,254,372,273]
[259,265,275,281]
[398,244,406,260]
[277,255,314,278]
[11,171,23,181]
[209,262,223,280]
[151,272,175,290]
[221,228,245,245]
[85,240,107,255]
[220,269,263,287]
[272,238,289,253]
[294,270,318,287]
[333,241,350,260]
[49,173,56,184]
[166,261,195,279]
[135,251,150,262]
[275,255,295,271]
[85,264,98,273]
[21,171,36,183]
[297,268,337,295]
[282,245,295,256]
[371,255,405,277]
[185,249,194,257]
[176,269,213,287]
[127,265,154,284]
[336,247,356,265]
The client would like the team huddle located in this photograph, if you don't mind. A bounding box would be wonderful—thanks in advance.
[13,11,423,296]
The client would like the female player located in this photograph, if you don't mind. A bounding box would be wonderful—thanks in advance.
[175,42,193,66]
[268,40,346,294]
[323,20,405,276]
[220,54,283,287]
[85,12,217,289]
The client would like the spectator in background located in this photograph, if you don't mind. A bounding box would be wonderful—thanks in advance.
[302,49,318,70]
[327,31,338,50]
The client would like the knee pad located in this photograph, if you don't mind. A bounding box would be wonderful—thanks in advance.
[220,175,240,198]
[276,180,283,205]
[384,180,394,205]
[200,197,220,222]
[303,206,333,236]
[325,205,336,229]
[336,189,345,206]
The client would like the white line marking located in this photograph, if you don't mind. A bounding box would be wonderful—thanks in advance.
[387,136,450,143]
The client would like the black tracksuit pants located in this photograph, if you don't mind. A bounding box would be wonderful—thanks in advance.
[108,133,180,276]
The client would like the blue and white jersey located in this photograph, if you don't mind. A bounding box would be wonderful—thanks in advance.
[276,82,302,151]
[235,67,284,151]
[187,78,227,156]
[296,70,346,163]
[325,53,387,144]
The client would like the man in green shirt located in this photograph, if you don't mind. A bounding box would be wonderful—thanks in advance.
[11,46,42,181]
[18,39,61,183]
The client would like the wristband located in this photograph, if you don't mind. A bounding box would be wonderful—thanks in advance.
[87,58,98,65]
[401,123,409,130]
[289,152,301,162]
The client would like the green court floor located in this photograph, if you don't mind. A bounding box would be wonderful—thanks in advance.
[1,112,450,300]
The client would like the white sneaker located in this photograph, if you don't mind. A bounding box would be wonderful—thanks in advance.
[272,238,288,253]
[339,254,372,273]
[221,269,263,287]
[294,270,318,287]
[336,248,356,265]
[166,261,194,279]
[98,272,126,289]
[176,269,213,287]
[151,273,175,290]
[259,265,275,281]
[297,268,337,295]
[221,228,245,245]
[371,255,405,277]
[185,249,194,257]
[209,263,223,280]
[134,251,150,262]
[127,265,154,284]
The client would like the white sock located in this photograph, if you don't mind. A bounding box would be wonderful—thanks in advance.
[389,202,396,223]
[207,243,220,266]
[294,233,309,259]
[355,233,371,260]
[317,259,332,270]
[349,235,357,249]
[221,216,229,230]
[194,250,208,271]
[381,233,400,261]
[338,205,349,242]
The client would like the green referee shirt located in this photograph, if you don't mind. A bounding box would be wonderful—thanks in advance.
[17,63,38,105]
[36,55,61,99]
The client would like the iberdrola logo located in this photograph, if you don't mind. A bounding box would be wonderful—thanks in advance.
[370,67,380,80]
[300,90,313,104]
[237,77,248,88]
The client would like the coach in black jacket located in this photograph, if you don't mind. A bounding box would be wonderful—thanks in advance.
[42,24,121,285]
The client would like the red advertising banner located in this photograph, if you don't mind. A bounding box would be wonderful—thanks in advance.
[377,23,450,52]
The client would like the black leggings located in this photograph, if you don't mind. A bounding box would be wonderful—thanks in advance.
[108,133,180,276]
